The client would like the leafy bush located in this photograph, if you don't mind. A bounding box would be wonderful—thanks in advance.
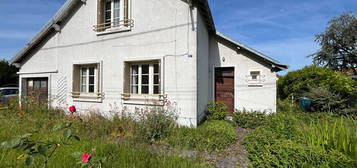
[303,87,349,113]
[136,106,177,143]
[233,110,267,129]
[165,120,237,152]
[207,102,227,120]
[278,66,357,100]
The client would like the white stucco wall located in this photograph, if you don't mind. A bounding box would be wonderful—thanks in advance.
[19,0,199,126]
[196,11,210,123]
[209,36,277,113]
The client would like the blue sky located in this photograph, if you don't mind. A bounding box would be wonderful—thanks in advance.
[0,0,356,74]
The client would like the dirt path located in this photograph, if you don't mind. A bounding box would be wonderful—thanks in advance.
[146,127,252,168]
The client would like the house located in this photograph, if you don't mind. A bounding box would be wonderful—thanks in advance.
[11,0,288,127]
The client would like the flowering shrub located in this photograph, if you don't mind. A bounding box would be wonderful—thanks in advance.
[72,149,107,168]
[82,153,91,163]
[69,105,76,113]
[136,100,178,143]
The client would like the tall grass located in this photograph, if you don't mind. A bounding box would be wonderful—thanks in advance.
[305,116,357,161]
[0,105,208,167]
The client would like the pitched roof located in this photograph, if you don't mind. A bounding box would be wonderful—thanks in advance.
[11,0,288,71]
[216,32,288,71]
[11,0,81,64]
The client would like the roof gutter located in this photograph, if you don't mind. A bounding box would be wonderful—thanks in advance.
[11,0,83,65]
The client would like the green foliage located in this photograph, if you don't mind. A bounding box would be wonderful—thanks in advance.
[278,66,357,99]
[233,110,267,129]
[165,120,237,152]
[0,122,80,167]
[207,102,228,120]
[0,59,18,87]
[304,117,357,161]
[136,106,178,143]
[310,12,357,74]
[243,111,355,167]
[0,106,207,167]
[303,86,349,113]
[278,66,357,115]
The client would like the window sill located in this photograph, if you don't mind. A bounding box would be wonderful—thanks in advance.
[121,93,166,106]
[71,92,103,103]
[96,26,131,36]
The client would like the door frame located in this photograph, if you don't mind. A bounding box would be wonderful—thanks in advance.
[19,74,52,107]
[212,65,236,112]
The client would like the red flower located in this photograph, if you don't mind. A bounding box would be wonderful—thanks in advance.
[82,153,91,163]
[69,106,76,113]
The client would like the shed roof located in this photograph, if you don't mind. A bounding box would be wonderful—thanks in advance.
[216,32,288,71]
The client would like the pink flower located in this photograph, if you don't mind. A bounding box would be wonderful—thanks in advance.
[69,106,76,113]
[82,153,91,163]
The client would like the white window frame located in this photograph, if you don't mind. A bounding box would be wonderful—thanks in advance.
[104,0,124,28]
[130,63,160,95]
[79,65,99,94]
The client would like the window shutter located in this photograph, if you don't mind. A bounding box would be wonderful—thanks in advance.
[97,0,105,31]
[124,0,129,26]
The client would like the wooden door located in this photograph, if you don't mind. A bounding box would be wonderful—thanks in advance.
[215,67,235,113]
[27,78,48,105]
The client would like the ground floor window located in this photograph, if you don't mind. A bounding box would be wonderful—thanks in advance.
[129,62,160,95]
[73,64,100,96]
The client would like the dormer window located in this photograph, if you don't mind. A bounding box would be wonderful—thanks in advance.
[95,0,133,32]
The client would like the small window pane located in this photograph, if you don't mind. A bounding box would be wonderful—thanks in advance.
[89,76,95,85]
[28,80,33,87]
[142,65,149,74]
[81,85,86,92]
[89,85,94,93]
[154,86,159,94]
[154,64,159,73]
[81,77,87,85]
[132,65,138,75]
[89,67,95,76]
[34,81,40,88]
[131,86,138,94]
[113,0,120,24]
[154,75,159,84]
[41,81,47,88]
[81,68,87,75]
[142,86,149,94]
[131,75,138,85]
[142,75,149,84]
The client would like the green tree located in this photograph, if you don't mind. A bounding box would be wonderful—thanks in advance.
[310,12,357,75]
[0,59,18,87]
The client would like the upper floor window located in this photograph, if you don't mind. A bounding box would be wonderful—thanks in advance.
[95,0,133,32]
[105,0,120,27]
